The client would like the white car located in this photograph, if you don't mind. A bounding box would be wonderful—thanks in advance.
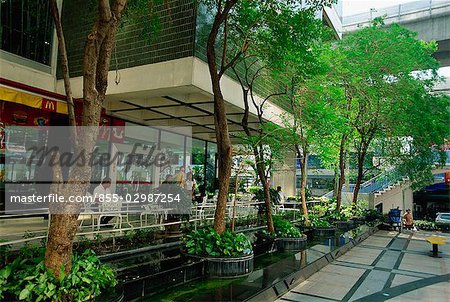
[435,213,450,223]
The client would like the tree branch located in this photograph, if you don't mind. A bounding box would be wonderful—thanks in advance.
[219,40,249,77]
[98,0,112,22]
[49,0,78,146]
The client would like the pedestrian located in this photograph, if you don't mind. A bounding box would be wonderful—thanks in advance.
[403,209,414,230]
[175,166,186,188]
[93,177,113,227]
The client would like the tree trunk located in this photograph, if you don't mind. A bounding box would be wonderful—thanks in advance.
[333,165,339,197]
[45,131,98,278]
[336,134,347,212]
[210,80,233,235]
[206,1,237,234]
[49,0,76,129]
[45,0,127,279]
[240,85,274,233]
[254,145,274,233]
[299,151,309,225]
[352,156,365,204]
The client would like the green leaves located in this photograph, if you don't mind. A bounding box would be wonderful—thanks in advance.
[0,249,117,301]
[272,216,303,238]
[184,228,252,257]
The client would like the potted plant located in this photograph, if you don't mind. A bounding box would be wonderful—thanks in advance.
[308,214,336,238]
[272,216,307,251]
[184,228,253,278]
[327,206,354,231]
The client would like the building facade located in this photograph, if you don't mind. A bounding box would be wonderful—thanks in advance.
[0,0,343,213]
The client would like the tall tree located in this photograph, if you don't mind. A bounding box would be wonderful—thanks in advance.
[325,20,447,204]
[46,0,168,279]
[46,0,128,279]
[203,0,241,234]
[260,5,329,223]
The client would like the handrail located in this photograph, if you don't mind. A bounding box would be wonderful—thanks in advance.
[0,203,264,247]
[321,168,406,198]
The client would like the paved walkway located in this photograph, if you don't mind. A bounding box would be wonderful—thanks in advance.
[277,230,450,302]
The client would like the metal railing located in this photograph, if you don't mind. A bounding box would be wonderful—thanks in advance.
[0,202,266,247]
[322,168,406,198]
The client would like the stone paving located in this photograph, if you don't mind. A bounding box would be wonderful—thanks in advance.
[277,230,450,302]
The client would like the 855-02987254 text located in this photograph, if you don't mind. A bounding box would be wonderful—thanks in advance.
[9,193,181,204]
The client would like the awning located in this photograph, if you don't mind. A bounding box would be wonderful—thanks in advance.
[0,86,68,114]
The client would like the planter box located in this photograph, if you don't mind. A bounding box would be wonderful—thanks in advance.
[206,253,254,278]
[276,236,307,251]
[350,217,366,225]
[313,227,336,238]
[334,220,355,231]
[187,253,254,278]
[95,286,124,302]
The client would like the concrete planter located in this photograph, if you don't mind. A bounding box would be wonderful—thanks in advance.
[313,227,336,238]
[187,253,254,278]
[276,236,308,251]
[205,253,254,278]
[95,286,124,302]
[334,220,355,231]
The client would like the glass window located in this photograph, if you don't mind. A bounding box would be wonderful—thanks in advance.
[159,130,185,184]
[189,138,206,197]
[0,0,54,65]
[113,125,159,197]
[205,142,217,195]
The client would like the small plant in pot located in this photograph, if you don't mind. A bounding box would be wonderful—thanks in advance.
[184,228,253,278]
[308,214,336,238]
[271,216,307,251]
[326,208,354,230]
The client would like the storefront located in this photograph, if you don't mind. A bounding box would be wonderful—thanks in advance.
[0,81,218,214]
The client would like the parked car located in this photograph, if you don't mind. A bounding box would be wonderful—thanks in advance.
[435,213,450,223]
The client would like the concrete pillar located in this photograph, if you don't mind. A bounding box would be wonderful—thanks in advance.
[271,152,296,196]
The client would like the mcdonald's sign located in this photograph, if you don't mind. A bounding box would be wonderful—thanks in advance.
[42,99,56,112]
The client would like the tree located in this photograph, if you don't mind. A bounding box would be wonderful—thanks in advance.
[324,20,447,204]
[46,0,168,279]
[259,5,330,223]
[313,46,354,212]
[227,1,336,231]
[380,76,450,190]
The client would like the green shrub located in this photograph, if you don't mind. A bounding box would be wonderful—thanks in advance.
[435,222,450,232]
[326,210,350,222]
[415,220,436,230]
[307,214,332,228]
[272,216,302,238]
[365,209,383,222]
[252,187,281,205]
[247,186,261,194]
[0,248,116,301]
[184,228,252,257]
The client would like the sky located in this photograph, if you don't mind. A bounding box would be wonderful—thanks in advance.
[343,0,421,16]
